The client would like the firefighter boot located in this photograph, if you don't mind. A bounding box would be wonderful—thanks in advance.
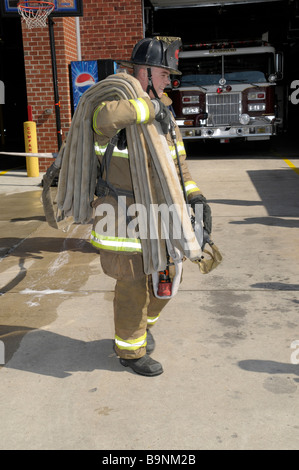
[120,354,163,377]
[146,328,155,355]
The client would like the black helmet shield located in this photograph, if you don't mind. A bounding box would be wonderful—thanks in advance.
[131,37,182,75]
[117,37,181,99]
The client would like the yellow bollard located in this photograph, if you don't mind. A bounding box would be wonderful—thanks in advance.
[24,121,39,177]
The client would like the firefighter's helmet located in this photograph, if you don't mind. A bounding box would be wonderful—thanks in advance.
[119,37,182,75]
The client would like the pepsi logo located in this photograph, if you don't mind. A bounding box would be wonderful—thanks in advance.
[75,73,96,93]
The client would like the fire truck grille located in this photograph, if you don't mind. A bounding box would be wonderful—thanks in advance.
[206,92,241,126]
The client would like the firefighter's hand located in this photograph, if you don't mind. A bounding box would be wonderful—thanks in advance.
[190,194,212,235]
[151,99,171,134]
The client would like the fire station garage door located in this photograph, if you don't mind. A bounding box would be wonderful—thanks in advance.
[147,0,299,136]
[149,0,282,7]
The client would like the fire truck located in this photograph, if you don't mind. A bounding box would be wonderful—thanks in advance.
[168,40,283,142]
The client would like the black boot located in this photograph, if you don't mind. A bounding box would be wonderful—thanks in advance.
[120,354,163,376]
[146,328,155,355]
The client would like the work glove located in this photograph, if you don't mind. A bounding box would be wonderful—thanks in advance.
[189,194,212,235]
[117,128,127,150]
[193,242,223,274]
[151,99,171,134]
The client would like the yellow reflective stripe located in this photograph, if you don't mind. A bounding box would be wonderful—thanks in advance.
[112,148,129,158]
[115,332,147,351]
[94,142,107,156]
[129,98,150,124]
[147,314,160,325]
[169,141,185,159]
[93,102,106,135]
[94,142,129,158]
[91,231,142,252]
[169,147,176,159]
[185,180,200,196]
[176,141,185,154]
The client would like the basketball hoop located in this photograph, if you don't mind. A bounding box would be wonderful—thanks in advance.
[17,1,55,29]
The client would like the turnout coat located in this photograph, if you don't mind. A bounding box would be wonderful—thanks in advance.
[91,92,202,255]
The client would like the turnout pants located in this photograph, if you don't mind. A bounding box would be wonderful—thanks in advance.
[100,250,171,359]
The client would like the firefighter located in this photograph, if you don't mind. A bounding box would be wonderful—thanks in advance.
[91,37,212,376]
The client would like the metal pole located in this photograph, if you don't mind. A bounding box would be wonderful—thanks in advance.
[48,17,62,150]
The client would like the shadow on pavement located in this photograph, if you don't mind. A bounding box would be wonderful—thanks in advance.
[1,326,121,377]
[238,359,299,377]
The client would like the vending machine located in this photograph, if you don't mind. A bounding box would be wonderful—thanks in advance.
[69,59,117,114]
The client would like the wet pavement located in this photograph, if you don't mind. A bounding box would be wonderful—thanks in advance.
[0,141,299,450]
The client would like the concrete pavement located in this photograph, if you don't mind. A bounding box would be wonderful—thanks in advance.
[0,153,299,450]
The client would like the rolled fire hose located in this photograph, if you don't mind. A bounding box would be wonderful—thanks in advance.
[42,72,202,274]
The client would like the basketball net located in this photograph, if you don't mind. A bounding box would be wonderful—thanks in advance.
[17,1,55,29]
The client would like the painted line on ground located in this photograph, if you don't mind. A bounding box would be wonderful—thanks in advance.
[283,159,299,176]
[0,169,10,176]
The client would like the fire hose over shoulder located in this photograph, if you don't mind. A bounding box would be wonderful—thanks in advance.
[42,72,203,274]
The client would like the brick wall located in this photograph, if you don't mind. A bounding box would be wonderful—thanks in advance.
[21,0,144,171]
[79,0,144,61]
[22,17,77,171]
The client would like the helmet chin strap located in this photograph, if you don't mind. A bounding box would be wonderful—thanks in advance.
[146,67,160,99]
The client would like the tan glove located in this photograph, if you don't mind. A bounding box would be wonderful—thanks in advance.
[194,240,223,274]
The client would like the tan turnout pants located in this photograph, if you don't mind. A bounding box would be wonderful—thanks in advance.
[100,250,171,359]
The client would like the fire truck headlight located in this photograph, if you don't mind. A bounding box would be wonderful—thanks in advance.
[182,107,200,115]
[239,114,250,125]
[268,74,277,83]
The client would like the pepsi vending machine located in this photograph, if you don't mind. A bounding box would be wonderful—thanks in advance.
[69,59,117,115]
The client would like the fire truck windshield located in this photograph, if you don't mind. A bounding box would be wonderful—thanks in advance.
[179,52,275,86]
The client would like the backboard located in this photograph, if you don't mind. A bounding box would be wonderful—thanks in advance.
[0,0,83,17]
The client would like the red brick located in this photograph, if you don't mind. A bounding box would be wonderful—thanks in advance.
[21,0,143,170]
